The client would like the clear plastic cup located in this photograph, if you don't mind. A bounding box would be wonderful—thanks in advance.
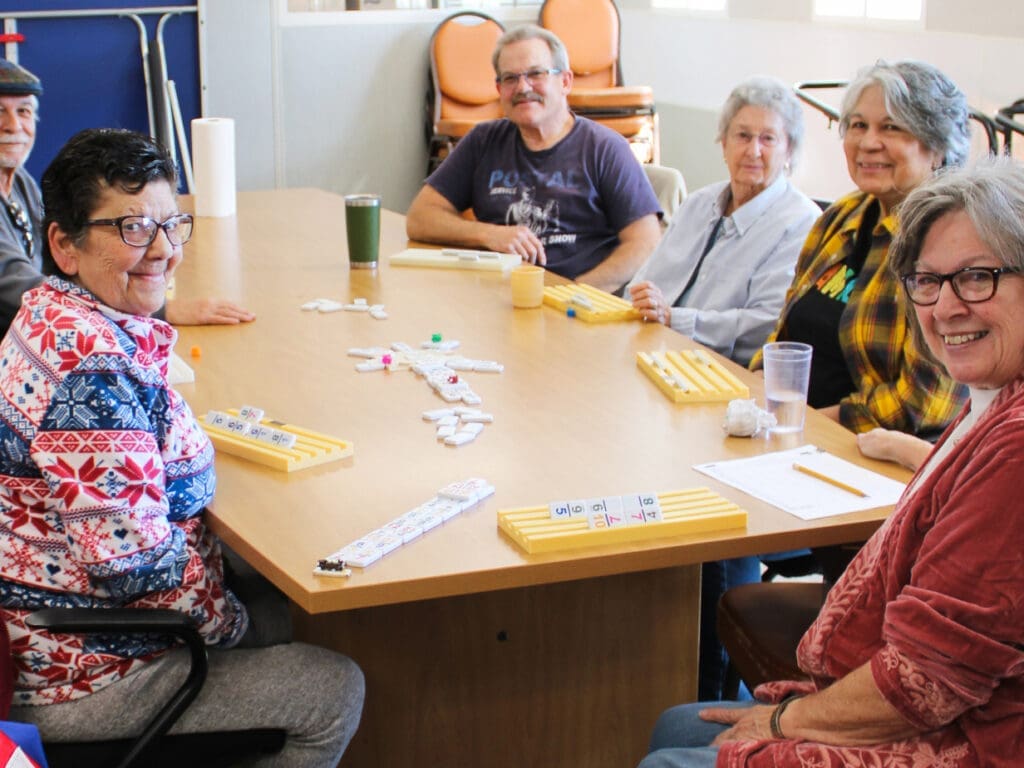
[762,341,813,433]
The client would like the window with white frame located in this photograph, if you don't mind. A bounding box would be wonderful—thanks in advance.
[814,0,923,22]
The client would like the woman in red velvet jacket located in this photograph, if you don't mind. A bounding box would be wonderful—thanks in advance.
[639,157,1024,768]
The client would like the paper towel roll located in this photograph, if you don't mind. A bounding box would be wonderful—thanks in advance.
[191,117,236,217]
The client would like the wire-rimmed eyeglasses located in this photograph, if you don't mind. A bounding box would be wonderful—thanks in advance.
[900,266,1018,306]
[86,214,194,248]
[495,68,562,90]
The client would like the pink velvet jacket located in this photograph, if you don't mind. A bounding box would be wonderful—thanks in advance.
[719,375,1024,768]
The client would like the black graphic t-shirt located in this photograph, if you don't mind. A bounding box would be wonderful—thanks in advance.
[781,206,879,408]
[427,117,660,279]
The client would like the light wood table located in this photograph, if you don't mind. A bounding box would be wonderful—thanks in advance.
[173,189,909,768]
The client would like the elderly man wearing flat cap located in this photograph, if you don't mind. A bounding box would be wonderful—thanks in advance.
[0,58,44,333]
[0,59,254,335]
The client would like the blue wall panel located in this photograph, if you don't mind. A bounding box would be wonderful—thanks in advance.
[2,0,200,186]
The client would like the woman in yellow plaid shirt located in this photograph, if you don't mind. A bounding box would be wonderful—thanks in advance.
[752,60,970,446]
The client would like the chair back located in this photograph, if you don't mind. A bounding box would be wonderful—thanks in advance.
[430,12,505,128]
[540,0,622,88]
[642,164,687,227]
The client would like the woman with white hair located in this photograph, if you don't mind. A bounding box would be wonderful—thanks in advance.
[629,75,821,703]
[629,75,820,368]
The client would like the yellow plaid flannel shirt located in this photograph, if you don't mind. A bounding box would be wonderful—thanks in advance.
[751,191,967,436]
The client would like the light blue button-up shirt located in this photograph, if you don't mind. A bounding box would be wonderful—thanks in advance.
[629,174,820,366]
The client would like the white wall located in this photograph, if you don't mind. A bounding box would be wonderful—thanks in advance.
[622,7,1024,201]
[205,1,450,211]
[204,1,1024,211]
[203,0,277,191]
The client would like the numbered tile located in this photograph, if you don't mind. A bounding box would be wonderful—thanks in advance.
[239,405,265,423]
[206,410,230,427]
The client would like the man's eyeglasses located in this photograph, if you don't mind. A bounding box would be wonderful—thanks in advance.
[86,214,194,248]
[496,68,562,90]
[901,266,1018,306]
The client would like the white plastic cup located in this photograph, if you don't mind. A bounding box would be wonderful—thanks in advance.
[762,342,813,433]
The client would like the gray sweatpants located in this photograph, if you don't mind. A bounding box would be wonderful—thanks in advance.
[10,548,365,768]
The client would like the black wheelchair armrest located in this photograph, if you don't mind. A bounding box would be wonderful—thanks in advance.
[26,608,208,768]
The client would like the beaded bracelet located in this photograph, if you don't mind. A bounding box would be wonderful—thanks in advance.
[769,694,802,739]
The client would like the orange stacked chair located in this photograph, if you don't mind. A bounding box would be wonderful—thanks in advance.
[540,0,659,164]
[425,12,505,175]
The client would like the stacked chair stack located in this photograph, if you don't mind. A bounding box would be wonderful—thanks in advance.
[425,12,505,175]
[539,0,659,164]
[424,0,660,173]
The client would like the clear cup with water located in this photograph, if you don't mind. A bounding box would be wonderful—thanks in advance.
[762,341,813,433]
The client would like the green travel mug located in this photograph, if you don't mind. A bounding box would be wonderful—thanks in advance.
[344,194,381,269]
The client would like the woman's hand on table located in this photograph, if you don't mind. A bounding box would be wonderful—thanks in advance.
[857,427,931,471]
[167,296,255,326]
[630,281,671,325]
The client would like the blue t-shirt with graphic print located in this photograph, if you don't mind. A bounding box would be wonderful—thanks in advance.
[426,117,660,280]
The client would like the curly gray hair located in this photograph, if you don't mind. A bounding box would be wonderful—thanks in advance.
[889,156,1024,370]
[891,156,1024,279]
[716,76,806,173]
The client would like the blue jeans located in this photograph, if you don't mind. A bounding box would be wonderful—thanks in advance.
[699,557,760,700]
[638,701,754,768]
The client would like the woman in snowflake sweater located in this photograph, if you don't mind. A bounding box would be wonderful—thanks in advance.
[0,128,363,767]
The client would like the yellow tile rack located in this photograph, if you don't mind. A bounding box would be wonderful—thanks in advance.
[543,283,640,323]
[637,349,750,403]
[498,488,747,554]
[200,410,353,472]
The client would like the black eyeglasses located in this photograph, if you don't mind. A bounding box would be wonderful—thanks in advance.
[901,266,1018,306]
[86,214,194,248]
[496,68,561,90]
[3,198,34,257]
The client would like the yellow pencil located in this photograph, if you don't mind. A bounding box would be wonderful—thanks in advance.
[792,462,868,498]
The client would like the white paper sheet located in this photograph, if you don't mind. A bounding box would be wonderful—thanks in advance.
[693,444,907,520]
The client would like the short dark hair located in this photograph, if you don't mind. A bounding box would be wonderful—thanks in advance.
[42,128,178,269]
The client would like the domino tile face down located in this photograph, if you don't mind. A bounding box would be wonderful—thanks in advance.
[389,248,520,272]
[315,478,496,575]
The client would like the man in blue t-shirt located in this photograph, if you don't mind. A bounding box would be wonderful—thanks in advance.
[407,25,661,292]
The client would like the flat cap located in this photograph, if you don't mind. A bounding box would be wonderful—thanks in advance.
[0,59,42,97]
